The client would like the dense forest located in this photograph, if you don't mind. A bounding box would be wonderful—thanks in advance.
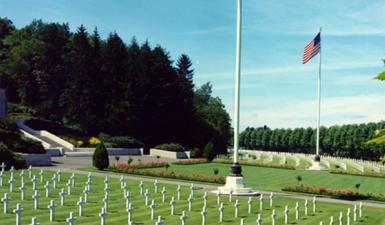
[0,18,231,156]
[240,122,385,161]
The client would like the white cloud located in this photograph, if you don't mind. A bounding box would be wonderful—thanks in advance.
[246,0,385,36]
[239,94,385,129]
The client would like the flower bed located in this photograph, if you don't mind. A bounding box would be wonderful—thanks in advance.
[109,164,225,184]
[282,184,367,200]
[213,159,295,170]
[330,169,385,179]
[173,158,208,165]
[113,162,168,169]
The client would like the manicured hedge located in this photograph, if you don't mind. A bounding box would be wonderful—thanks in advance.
[173,158,208,165]
[98,133,144,148]
[154,143,185,152]
[330,169,385,179]
[213,159,295,170]
[109,164,225,184]
[281,184,385,203]
[113,162,168,169]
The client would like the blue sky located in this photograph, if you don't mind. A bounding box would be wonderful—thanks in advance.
[1,0,385,129]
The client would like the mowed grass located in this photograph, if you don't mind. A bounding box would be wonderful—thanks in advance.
[146,163,385,194]
[0,169,384,225]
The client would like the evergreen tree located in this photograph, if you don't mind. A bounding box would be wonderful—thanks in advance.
[92,142,109,170]
[176,54,194,89]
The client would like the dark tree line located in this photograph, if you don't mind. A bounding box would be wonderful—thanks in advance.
[0,18,230,155]
[240,122,385,160]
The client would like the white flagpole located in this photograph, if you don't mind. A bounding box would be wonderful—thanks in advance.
[315,27,322,158]
[233,0,242,166]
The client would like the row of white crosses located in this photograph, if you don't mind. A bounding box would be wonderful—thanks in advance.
[0,163,367,225]
[319,202,363,225]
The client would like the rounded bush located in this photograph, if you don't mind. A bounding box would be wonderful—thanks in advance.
[92,142,109,170]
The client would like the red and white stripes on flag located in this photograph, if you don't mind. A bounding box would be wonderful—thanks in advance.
[302,32,321,64]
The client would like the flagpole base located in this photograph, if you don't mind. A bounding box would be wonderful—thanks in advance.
[215,176,259,196]
[307,160,328,171]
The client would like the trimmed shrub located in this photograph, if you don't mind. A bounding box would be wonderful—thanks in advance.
[93,143,109,170]
[154,143,185,152]
[0,143,26,169]
[100,135,144,148]
[203,142,215,161]
[173,158,208,165]
[189,147,202,158]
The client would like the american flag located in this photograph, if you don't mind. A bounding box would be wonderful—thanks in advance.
[303,32,321,64]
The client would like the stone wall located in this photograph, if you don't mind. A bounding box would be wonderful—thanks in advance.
[20,153,52,166]
[149,148,190,159]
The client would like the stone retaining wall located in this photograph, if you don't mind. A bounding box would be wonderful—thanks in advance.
[149,148,190,159]
[20,153,52,166]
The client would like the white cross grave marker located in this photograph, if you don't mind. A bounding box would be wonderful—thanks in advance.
[201,208,207,225]
[47,200,56,222]
[219,202,224,222]
[269,192,274,208]
[256,214,262,225]
[99,207,107,225]
[29,217,40,225]
[13,203,22,225]
[28,165,32,178]
[188,194,193,211]
[19,183,26,201]
[150,200,157,220]
[313,196,317,213]
[127,203,134,223]
[8,177,14,192]
[139,181,144,195]
[162,187,167,203]
[304,199,308,216]
[248,197,252,214]
[39,170,44,183]
[156,216,164,225]
[0,171,4,187]
[259,194,264,211]
[32,190,39,209]
[66,212,76,225]
[77,196,85,216]
[83,187,89,203]
[180,210,187,225]
[329,216,334,225]
[154,179,159,193]
[234,199,240,218]
[177,185,181,200]
[170,196,176,215]
[59,188,66,206]
[271,209,276,225]
[284,205,289,224]
[145,189,150,206]
[338,211,343,225]
[31,175,38,191]
[44,181,50,197]
[295,202,300,220]
[347,208,351,225]
[2,193,10,214]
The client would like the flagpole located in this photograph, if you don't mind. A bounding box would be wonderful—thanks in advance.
[231,0,242,176]
[315,27,322,160]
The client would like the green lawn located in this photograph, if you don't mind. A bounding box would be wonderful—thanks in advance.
[0,169,384,224]
[146,163,385,195]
